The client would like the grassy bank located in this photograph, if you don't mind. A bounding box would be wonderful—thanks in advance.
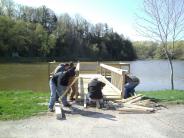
[0,90,49,120]
[140,90,184,104]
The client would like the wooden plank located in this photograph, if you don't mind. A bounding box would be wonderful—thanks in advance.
[79,74,101,79]
[133,99,152,107]
[79,77,85,98]
[55,103,63,120]
[100,64,124,75]
[118,108,154,114]
[84,94,87,108]
[115,94,142,103]
[101,76,122,94]
[123,104,155,112]
[125,96,142,104]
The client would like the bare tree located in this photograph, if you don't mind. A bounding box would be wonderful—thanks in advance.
[136,0,184,90]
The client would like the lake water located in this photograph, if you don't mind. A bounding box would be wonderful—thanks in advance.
[129,60,184,91]
[0,60,183,92]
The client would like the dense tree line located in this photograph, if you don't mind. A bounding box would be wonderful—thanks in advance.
[133,41,184,60]
[0,0,136,61]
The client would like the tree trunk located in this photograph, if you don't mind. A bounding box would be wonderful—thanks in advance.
[165,49,174,90]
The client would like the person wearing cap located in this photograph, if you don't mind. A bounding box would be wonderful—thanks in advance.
[87,78,106,108]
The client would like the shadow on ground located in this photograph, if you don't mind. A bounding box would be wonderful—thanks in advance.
[63,106,117,121]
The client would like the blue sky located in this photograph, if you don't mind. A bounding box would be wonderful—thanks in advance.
[14,0,144,40]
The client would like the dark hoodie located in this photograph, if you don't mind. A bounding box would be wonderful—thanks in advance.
[88,79,105,99]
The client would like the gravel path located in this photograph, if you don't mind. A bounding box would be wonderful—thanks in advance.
[0,104,184,138]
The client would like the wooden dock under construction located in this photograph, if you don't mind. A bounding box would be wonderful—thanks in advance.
[48,61,155,119]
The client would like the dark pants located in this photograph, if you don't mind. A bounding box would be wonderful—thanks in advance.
[124,82,139,99]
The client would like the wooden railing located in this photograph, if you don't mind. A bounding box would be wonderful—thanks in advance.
[100,63,129,97]
[106,63,130,73]
[75,62,80,76]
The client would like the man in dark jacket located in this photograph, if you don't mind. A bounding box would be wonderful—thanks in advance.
[48,66,76,111]
[87,78,105,108]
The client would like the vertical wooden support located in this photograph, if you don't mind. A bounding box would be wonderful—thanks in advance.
[121,71,125,98]
[96,61,100,74]
[128,64,130,73]
[84,94,87,108]
[100,66,102,76]
[104,69,106,78]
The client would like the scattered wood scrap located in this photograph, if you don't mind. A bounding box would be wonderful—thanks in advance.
[115,94,156,113]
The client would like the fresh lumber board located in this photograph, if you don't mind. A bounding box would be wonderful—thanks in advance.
[55,103,63,120]
[101,76,122,94]
[132,99,152,106]
[115,94,142,103]
[118,108,153,114]
[84,94,87,108]
[125,96,142,104]
[123,104,155,112]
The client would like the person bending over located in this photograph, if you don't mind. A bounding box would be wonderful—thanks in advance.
[124,74,140,99]
[87,78,106,108]
[48,66,76,112]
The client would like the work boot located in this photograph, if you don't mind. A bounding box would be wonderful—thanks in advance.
[48,108,55,112]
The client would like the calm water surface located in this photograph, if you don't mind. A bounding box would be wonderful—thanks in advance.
[0,60,183,91]
[129,60,184,91]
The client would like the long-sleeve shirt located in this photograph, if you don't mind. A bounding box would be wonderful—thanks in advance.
[52,67,76,86]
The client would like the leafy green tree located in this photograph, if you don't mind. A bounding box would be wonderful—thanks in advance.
[0,16,14,56]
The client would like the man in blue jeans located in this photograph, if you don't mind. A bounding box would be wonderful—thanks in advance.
[124,74,140,99]
[48,66,76,112]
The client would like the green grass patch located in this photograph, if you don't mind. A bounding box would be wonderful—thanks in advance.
[0,90,49,120]
[140,90,184,104]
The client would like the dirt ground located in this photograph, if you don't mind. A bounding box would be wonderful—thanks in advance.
[0,104,184,138]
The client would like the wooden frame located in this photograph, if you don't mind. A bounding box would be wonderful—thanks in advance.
[100,63,128,99]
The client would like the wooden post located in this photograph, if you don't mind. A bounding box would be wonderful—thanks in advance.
[100,66,102,76]
[104,69,106,78]
[121,71,125,99]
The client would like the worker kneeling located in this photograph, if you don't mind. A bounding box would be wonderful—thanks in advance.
[87,78,106,108]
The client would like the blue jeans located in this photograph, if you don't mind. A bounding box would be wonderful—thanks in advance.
[48,79,68,109]
[124,82,139,99]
